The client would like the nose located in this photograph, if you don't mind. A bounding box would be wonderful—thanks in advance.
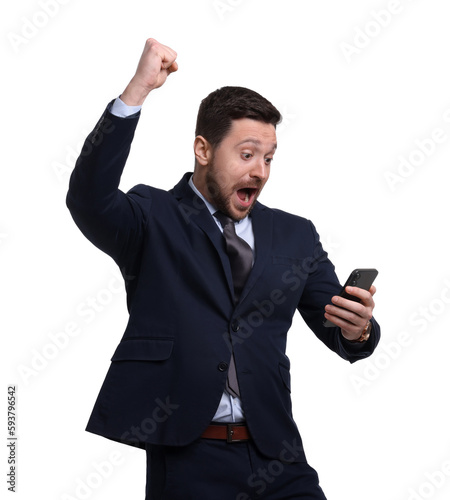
[250,157,268,181]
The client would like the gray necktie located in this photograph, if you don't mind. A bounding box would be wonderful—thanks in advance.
[215,211,253,397]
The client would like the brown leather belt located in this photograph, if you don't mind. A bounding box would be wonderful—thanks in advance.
[201,423,251,443]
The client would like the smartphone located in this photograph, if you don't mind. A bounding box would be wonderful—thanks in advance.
[323,268,378,327]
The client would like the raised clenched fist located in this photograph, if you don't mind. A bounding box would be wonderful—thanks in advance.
[121,38,178,106]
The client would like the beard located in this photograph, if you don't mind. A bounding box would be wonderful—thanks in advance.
[204,158,261,222]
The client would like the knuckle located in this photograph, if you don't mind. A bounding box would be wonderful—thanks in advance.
[355,303,366,315]
[148,38,160,51]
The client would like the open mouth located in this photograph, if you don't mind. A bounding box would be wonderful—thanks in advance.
[236,187,258,206]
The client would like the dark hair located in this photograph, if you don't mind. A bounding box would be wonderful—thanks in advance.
[195,86,282,147]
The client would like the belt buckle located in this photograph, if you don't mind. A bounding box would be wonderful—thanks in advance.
[227,423,243,443]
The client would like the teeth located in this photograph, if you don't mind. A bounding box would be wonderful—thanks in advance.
[245,192,249,202]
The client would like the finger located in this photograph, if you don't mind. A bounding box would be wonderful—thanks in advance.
[323,311,366,335]
[326,303,368,324]
[331,295,373,316]
[161,55,178,70]
[159,44,178,69]
[159,41,177,59]
[167,61,179,74]
[325,300,370,326]
[344,286,375,305]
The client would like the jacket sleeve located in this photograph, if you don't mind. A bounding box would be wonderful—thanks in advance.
[297,220,380,363]
[66,101,151,268]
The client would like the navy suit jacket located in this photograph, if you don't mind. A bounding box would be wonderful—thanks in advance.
[66,103,380,462]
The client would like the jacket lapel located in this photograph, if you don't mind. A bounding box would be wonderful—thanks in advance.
[171,174,235,301]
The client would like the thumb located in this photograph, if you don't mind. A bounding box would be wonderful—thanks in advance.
[162,60,178,73]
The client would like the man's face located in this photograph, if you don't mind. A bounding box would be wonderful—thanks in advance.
[198,118,277,221]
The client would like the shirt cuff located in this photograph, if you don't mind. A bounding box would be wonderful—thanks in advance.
[110,97,142,118]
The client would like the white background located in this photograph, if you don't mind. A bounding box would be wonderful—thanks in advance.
[2,0,450,499]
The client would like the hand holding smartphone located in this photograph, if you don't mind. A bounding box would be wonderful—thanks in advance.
[323,268,378,327]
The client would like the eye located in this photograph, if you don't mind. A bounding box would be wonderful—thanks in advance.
[242,153,253,160]
[265,157,273,165]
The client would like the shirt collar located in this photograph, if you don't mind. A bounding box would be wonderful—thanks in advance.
[188,175,217,217]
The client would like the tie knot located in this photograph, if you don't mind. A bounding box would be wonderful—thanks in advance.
[214,211,234,229]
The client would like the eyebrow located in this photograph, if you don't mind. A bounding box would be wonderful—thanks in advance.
[236,138,278,151]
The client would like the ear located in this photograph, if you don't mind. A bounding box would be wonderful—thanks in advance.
[193,135,213,166]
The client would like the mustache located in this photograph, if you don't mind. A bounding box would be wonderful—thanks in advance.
[233,179,263,191]
[205,178,263,198]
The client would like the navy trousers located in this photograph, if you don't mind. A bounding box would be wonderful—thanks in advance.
[145,437,327,499]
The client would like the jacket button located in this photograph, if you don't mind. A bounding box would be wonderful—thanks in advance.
[218,362,228,372]
[231,320,240,332]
